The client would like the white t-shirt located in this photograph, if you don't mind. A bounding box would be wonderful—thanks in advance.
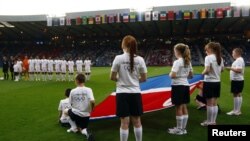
[84,60,91,72]
[41,59,48,68]
[28,59,34,71]
[76,60,83,72]
[13,64,18,72]
[204,54,224,82]
[67,61,74,71]
[69,86,95,117]
[171,58,193,86]
[230,57,245,81]
[17,61,22,68]
[58,98,71,111]
[111,53,147,93]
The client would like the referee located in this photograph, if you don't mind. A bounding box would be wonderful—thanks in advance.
[9,56,15,80]
[2,56,9,80]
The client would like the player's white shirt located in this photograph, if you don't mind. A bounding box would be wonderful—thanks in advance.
[41,59,48,71]
[28,59,35,72]
[204,54,224,82]
[13,64,18,72]
[67,61,74,73]
[171,58,193,86]
[69,86,95,117]
[55,60,60,72]
[47,60,54,72]
[61,60,67,72]
[76,60,83,73]
[111,52,147,93]
[230,57,245,81]
[35,59,41,72]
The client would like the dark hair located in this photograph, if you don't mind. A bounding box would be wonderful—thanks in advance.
[174,43,191,67]
[65,88,71,97]
[233,48,242,55]
[206,42,222,65]
[122,35,137,73]
[75,73,86,83]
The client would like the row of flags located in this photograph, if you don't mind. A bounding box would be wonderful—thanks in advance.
[47,7,250,26]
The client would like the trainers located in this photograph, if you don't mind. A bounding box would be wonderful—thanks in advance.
[67,128,78,133]
[168,127,184,135]
[227,110,236,115]
[200,120,216,126]
[234,111,242,116]
[182,129,187,134]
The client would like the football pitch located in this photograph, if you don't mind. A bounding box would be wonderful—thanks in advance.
[0,66,249,141]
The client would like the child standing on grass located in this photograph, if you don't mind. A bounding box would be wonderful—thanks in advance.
[168,43,193,135]
[201,42,224,126]
[226,48,245,116]
[64,74,95,139]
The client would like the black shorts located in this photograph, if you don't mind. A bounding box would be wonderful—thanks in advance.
[116,93,143,117]
[231,80,244,94]
[14,72,18,76]
[196,95,207,104]
[171,85,190,105]
[68,109,90,129]
[203,82,221,99]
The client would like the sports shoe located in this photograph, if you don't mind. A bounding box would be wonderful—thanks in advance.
[234,111,242,116]
[67,128,78,133]
[200,120,216,126]
[227,110,236,115]
[168,127,184,135]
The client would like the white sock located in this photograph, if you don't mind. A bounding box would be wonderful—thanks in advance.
[207,106,213,123]
[233,97,237,112]
[68,118,77,129]
[176,116,183,129]
[134,127,142,141]
[211,106,218,123]
[182,115,188,129]
[120,128,129,141]
[237,97,242,112]
[81,128,88,136]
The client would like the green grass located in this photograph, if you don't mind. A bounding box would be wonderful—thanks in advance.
[0,67,249,141]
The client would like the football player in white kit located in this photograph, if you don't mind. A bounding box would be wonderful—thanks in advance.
[55,58,61,81]
[16,58,23,80]
[28,57,35,81]
[13,60,20,81]
[67,58,75,81]
[41,56,48,81]
[58,88,72,127]
[34,56,41,81]
[47,57,54,81]
[76,57,83,74]
[61,58,67,81]
[84,57,91,81]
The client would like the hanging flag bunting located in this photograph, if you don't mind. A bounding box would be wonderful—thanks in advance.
[176,10,182,20]
[160,11,167,21]
[108,14,114,23]
[242,7,250,17]
[130,12,136,22]
[66,18,71,26]
[88,16,94,24]
[76,17,82,25]
[101,15,107,24]
[233,7,240,17]
[52,18,59,26]
[95,15,101,24]
[145,11,151,21]
[168,11,174,20]
[137,12,143,22]
[200,8,207,19]
[123,13,129,23]
[59,17,65,26]
[208,8,215,18]
[183,10,190,20]
[81,16,87,25]
[225,7,232,18]
[116,13,121,23]
[47,17,52,26]
[152,11,159,21]
[192,9,199,19]
[216,8,224,18]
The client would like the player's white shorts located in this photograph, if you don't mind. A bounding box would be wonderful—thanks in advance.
[29,67,34,73]
[35,66,41,72]
[85,67,91,73]
[68,68,74,73]
[17,66,22,73]
[42,67,47,72]
[55,67,60,73]
[61,67,66,73]
[48,67,54,73]
[77,67,82,73]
